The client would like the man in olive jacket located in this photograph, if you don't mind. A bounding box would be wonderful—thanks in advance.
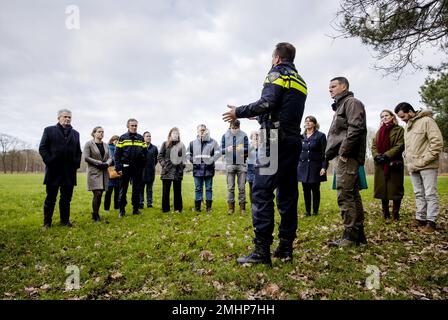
[325,77,367,247]
[395,102,444,232]
[39,109,82,229]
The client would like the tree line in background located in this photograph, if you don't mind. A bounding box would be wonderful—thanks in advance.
[1,131,447,175]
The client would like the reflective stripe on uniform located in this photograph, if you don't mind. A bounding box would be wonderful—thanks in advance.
[264,75,307,95]
[116,140,147,148]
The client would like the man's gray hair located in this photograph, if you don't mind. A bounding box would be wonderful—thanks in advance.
[197,124,206,129]
[57,109,72,118]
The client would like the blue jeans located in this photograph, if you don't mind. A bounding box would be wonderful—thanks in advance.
[194,176,213,201]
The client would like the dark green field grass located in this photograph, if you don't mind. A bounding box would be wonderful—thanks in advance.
[0,173,447,300]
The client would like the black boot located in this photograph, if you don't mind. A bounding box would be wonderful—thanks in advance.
[43,205,53,229]
[382,200,390,219]
[237,240,271,266]
[358,225,367,245]
[392,200,401,221]
[194,200,202,212]
[206,200,212,213]
[273,238,293,261]
[91,212,101,222]
[133,208,142,215]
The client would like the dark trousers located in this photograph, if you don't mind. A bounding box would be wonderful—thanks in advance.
[251,142,299,245]
[44,185,74,225]
[104,185,119,210]
[335,157,365,239]
[91,190,103,216]
[140,175,155,206]
[162,179,182,212]
[118,167,143,211]
[302,182,321,214]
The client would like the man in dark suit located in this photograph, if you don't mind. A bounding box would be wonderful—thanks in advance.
[39,109,82,229]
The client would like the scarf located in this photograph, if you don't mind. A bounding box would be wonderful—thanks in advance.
[376,123,394,176]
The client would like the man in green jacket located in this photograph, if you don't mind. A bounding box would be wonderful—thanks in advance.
[395,102,444,233]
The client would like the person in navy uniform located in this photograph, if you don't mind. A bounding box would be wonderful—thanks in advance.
[39,109,82,229]
[223,42,307,265]
[297,116,327,217]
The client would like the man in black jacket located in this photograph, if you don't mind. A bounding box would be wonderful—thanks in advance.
[140,131,158,208]
[115,119,147,217]
[39,109,82,229]
[223,42,307,265]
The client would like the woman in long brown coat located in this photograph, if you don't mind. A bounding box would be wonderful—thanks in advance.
[372,110,405,220]
[84,126,112,222]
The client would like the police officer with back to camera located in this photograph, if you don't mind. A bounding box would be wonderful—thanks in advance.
[223,42,307,265]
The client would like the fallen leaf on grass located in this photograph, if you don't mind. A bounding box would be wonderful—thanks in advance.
[199,250,214,262]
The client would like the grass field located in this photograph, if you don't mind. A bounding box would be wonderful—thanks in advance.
[0,173,447,300]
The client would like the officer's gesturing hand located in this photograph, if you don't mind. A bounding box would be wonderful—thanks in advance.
[222,105,237,122]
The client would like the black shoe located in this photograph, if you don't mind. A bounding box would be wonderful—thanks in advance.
[60,221,73,227]
[237,243,271,266]
[119,210,125,218]
[304,212,311,217]
[273,239,293,261]
[358,226,367,245]
[206,200,212,213]
[147,204,153,208]
[193,200,201,212]
[42,224,51,231]
[139,204,144,209]
[133,209,142,215]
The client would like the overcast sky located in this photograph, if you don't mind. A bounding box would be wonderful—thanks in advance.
[0,0,444,150]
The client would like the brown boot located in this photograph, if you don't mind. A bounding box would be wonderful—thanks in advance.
[411,219,426,228]
[422,221,436,233]
[240,202,246,214]
[227,201,235,214]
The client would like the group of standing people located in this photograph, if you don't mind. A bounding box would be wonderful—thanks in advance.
[38,42,443,268]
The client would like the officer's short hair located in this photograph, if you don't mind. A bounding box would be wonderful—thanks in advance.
[230,120,240,129]
[330,77,350,90]
[57,109,72,118]
[394,102,415,114]
[127,118,138,126]
[274,42,296,62]
[143,131,151,136]
[197,124,206,130]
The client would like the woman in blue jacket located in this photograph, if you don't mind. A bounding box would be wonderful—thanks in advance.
[297,116,327,216]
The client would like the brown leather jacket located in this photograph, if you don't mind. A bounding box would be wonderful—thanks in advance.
[325,91,367,165]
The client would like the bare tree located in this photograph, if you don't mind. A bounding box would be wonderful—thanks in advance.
[0,133,18,174]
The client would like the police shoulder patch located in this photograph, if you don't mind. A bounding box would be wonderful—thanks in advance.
[266,72,281,83]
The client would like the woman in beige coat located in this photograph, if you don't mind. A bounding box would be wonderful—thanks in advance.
[83,126,112,222]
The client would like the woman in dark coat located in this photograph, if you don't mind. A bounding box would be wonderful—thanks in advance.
[104,135,120,211]
[372,109,405,221]
[83,126,112,222]
[297,116,327,216]
[158,127,186,213]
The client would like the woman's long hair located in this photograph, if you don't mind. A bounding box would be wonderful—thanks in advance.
[379,109,398,127]
[166,127,180,148]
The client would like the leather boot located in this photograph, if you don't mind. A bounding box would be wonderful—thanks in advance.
[328,228,357,248]
[273,238,293,261]
[237,240,271,266]
[382,200,390,219]
[239,202,246,214]
[228,201,235,214]
[422,221,436,233]
[43,205,53,228]
[358,225,367,245]
[392,200,401,221]
[206,200,212,213]
[193,200,202,212]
